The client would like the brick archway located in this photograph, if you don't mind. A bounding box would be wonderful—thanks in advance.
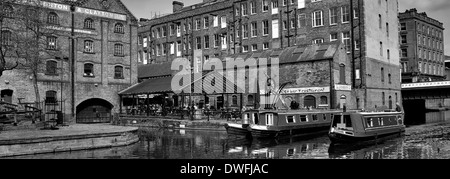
[76,98,113,123]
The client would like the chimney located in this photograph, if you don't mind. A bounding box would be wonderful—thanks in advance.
[173,1,184,13]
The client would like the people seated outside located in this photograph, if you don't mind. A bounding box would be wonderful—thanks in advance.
[290,101,300,110]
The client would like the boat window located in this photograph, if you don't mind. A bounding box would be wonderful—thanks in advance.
[286,116,296,123]
[332,115,341,127]
[398,116,403,125]
[287,148,295,156]
[312,114,318,121]
[253,113,259,124]
[344,115,352,128]
[366,118,373,128]
[379,117,384,126]
[300,115,308,122]
[266,113,274,126]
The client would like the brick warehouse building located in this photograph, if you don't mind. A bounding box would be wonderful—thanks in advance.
[399,8,445,83]
[136,0,401,110]
[0,0,138,123]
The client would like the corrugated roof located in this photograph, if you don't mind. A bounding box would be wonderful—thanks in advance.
[138,63,173,79]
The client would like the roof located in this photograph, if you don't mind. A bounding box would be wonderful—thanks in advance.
[119,75,175,95]
[138,63,173,79]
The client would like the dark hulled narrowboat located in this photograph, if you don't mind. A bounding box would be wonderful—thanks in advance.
[328,111,405,144]
[248,110,338,138]
[224,110,258,138]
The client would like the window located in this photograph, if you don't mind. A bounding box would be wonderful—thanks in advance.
[243,24,249,39]
[263,20,269,35]
[214,34,220,47]
[354,8,359,19]
[251,22,257,37]
[401,49,407,58]
[232,95,238,106]
[243,45,249,52]
[196,37,201,50]
[401,35,407,44]
[204,35,210,49]
[320,96,328,106]
[382,92,385,106]
[84,40,94,53]
[47,36,57,50]
[241,3,248,16]
[286,116,296,123]
[386,23,389,37]
[45,91,57,104]
[329,7,338,25]
[342,6,350,23]
[170,25,175,36]
[84,63,94,77]
[114,66,124,79]
[196,19,201,30]
[401,23,406,30]
[114,23,124,33]
[380,42,383,56]
[339,64,346,84]
[47,12,59,25]
[342,32,351,52]
[262,0,269,12]
[114,44,124,56]
[387,49,390,59]
[298,14,306,28]
[266,114,274,126]
[312,11,323,27]
[251,1,257,14]
[248,95,254,105]
[330,33,338,42]
[388,74,392,84]
[313,39,324,44]
[252,44,258,51]
[46,61,57,75]
[84,18,94,29]
[203,17,209,29]
[263,42,269,50]
[355,40,360,50]
[162,26,167,37]
[300,115,308,122]
[381,67,385,83]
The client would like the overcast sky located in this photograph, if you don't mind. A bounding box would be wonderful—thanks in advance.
[122,0,449,55]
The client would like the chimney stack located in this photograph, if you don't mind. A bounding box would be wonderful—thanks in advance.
[173,1,184,13]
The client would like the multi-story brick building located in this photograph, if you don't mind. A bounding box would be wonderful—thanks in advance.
[136,0,402,110]
[0,0,138,123]
[399,8,445,83]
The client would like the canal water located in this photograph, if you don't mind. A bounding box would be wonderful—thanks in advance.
[7,125,450,159]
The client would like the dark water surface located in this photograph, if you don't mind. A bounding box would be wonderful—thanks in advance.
[7,125,450,159]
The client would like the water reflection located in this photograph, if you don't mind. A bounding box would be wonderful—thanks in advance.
[4,127,450,159]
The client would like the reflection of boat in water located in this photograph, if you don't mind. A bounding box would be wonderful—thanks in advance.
[328,134,404,159]
[328,111,405,144]
[248,110,338,139]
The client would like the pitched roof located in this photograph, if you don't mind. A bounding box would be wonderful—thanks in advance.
[138,63,173,79]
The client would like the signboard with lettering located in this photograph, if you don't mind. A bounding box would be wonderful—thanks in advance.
[279,87,331,94]
[402,81,450,89]
[18,0,70,11]
[76,7,127,21]
[45,26,98,35]
[334,84,352,91]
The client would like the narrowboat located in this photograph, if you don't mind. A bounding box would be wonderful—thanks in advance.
[328,111,405,144]
[248,110,339,139]
[224,110,258,138]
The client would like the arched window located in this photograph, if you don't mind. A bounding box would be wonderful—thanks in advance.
[47,12,59,25]
[84,40,94,53]
[3,5,13,18]
[232,95,238,106]
[84,63,94,77]
[114,66,123,79]
[84,18,94,29]
[114,23,124,33]
[45,90,57,104]
[46,60,57,75]
[304,96,316,108]
[1,30,12,46]
[247,95,254,105]
[114,44,124,56]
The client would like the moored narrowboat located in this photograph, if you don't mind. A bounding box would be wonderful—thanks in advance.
[248,110,339,139]
[224,110,258,138]
[328,111,405,144]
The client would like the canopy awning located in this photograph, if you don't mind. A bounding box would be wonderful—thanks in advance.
[179,71,245,94]
[119,75,174,95]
